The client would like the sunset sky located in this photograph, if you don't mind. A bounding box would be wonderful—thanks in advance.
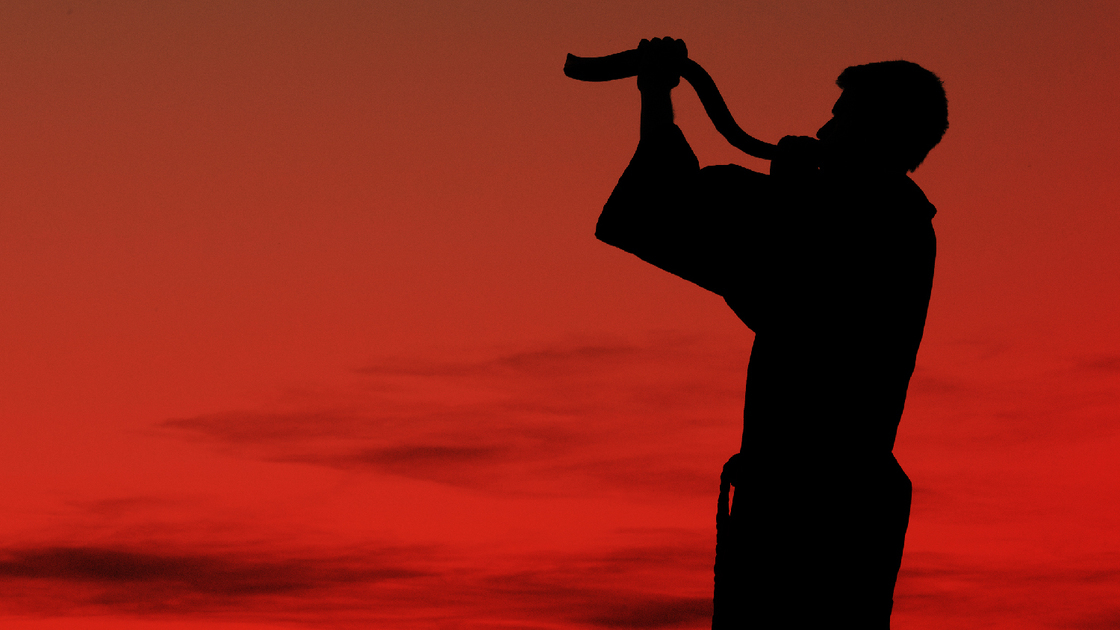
[1,1,1118,628]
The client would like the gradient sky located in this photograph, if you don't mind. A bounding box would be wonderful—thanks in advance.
[2,1,1118,628]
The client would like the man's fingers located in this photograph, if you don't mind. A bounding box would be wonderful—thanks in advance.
[635,36,686,92]
[638,37,686,57]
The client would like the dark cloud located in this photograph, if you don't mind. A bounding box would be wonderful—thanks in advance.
[161,410,374,444]
[1069,609,1120,630]
[577,595,711,628]
[0,546,426,593]
[1074,355,1120,374]
[71,496,172,516]
[481,576,712,629]
[0,533,718,627]
[7,538,1118,629]
[156,334,1120,505]
[903,348,1120,450]
[304,444,515,487]
[156,335,747,497]
[355,339,647,378]
[558,455,721,497]
[894,552,1120,628]
[480,532,716,629]
[353,444,508,467]
[274,443,724,497]
[0,543,435,621]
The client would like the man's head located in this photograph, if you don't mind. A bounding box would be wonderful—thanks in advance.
[816,60,948,174]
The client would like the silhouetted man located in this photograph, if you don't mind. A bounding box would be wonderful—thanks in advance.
[594,38,947,628]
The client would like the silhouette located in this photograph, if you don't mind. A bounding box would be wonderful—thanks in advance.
[570,38,948,627]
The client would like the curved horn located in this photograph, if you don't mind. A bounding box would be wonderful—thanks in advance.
[565,51,776,160]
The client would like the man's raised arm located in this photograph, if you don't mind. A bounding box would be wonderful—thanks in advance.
[595,37,719,290]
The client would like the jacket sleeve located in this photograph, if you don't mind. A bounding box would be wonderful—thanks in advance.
[595,123,771,298]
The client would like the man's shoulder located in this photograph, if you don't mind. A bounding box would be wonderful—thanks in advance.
[698,164,771,201]
[899,176,937,220]
[701,163,767,182]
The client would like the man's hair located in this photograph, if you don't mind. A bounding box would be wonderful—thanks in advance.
[836,60,948,172]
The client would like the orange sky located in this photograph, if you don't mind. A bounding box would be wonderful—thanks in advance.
[1,1,1118,628]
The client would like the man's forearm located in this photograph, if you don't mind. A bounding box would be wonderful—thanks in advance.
[640,88,675,138]
[597,82,700,263]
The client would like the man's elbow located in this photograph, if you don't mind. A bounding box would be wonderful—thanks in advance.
[594,197,634,249]
[594,216,617,247]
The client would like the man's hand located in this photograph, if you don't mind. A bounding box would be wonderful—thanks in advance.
[771,135,821,181]
[637,37,687,93]
[721,452,744,488]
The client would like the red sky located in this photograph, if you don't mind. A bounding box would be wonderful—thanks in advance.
[1,1,1118,628]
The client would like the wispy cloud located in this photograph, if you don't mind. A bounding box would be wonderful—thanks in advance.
[894,552,1120,629]
[0,546,424,593]
[354,341,649,378]
[0,543,432,622]
[4,539,1119,629]
[1074,354,1120,374]
[136,337,1120,628]
[69,496,174,517]
[0,530,717,628]
[905,345,1120,449]
[157,335,748,497]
